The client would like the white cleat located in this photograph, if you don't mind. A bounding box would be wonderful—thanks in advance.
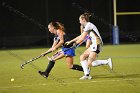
[88,75,92,79]
[79,75,92,80]
[107,58,113,70]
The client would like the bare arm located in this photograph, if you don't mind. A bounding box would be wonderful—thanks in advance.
[76,31,88,44]
[70,35,80,43]
[51,30,64,51]
[80,25,84,34]
[41,30,64,56]
[65,35,80,45]
[41,39,58,56]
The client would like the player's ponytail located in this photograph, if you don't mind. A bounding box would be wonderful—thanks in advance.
[49,22,65,31]
[56,22,65,31]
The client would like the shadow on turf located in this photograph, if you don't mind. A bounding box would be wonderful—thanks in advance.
[56,73,140,80]
[93,73,140,79]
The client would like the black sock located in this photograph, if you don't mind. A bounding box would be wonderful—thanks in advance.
[72,64,83,71]
[45,60,55,75]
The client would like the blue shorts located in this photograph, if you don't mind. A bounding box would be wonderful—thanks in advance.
[62,47,75,57]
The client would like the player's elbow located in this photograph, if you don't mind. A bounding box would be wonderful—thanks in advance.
[60,40,64,45]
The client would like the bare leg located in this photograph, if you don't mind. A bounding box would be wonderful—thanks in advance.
[66,56,83,71]
[88,51,97,67]
[39,51,65,78]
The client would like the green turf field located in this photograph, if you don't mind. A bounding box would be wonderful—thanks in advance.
[0,44,140,93]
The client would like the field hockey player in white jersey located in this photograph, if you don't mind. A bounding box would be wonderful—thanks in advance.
[66,13,113,79]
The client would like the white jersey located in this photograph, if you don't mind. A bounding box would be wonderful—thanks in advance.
[83,22,103,51]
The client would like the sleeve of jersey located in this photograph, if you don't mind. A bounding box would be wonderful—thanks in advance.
[83,23,92,32]
[54,36,60,43]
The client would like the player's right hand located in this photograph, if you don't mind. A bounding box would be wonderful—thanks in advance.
[41,53,46,57]
[41,51,50,57]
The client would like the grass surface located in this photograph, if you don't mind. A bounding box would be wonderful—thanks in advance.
[0,44,140,93]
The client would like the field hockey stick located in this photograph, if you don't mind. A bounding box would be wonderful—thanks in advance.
[20,51,52,69]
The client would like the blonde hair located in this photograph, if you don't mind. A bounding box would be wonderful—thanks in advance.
[80,12,92,22]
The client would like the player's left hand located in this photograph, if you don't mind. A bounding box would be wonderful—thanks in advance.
[64,41,71,46]
[51,47,57,52]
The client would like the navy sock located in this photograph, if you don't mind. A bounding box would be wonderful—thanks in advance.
[72,64,83,71]
[45,60,55,75]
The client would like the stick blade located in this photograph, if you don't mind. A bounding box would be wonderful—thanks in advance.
[20,64,24,69]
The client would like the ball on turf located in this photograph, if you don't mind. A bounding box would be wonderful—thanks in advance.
[11,78,14,82]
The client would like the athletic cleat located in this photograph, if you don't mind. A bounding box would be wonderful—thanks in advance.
[79,75,92,80]
[88,75,92,79]
[107,58,113,70]
[38,71,48,79]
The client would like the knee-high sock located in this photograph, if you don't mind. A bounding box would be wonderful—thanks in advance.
[72,64,83,71]
[80,60,90,76]
[45,60,55,75]
[92,60,108,67]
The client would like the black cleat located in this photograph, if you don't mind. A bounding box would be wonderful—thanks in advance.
[38,71,48,79]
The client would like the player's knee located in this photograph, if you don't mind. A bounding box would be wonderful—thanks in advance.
[80,55,85,61]
[88,62,92,67]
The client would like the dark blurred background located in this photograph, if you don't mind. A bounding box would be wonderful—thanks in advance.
[0,0,140,48]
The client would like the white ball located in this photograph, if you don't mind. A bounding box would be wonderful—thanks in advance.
[11,78,14,82]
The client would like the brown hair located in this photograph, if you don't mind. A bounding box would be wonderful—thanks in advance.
[48,22,65,31]
[80,12,92,22]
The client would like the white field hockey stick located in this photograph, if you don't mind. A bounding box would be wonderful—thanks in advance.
[20,51,52,69]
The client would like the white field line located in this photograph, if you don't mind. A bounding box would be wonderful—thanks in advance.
[0,78,139,89]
